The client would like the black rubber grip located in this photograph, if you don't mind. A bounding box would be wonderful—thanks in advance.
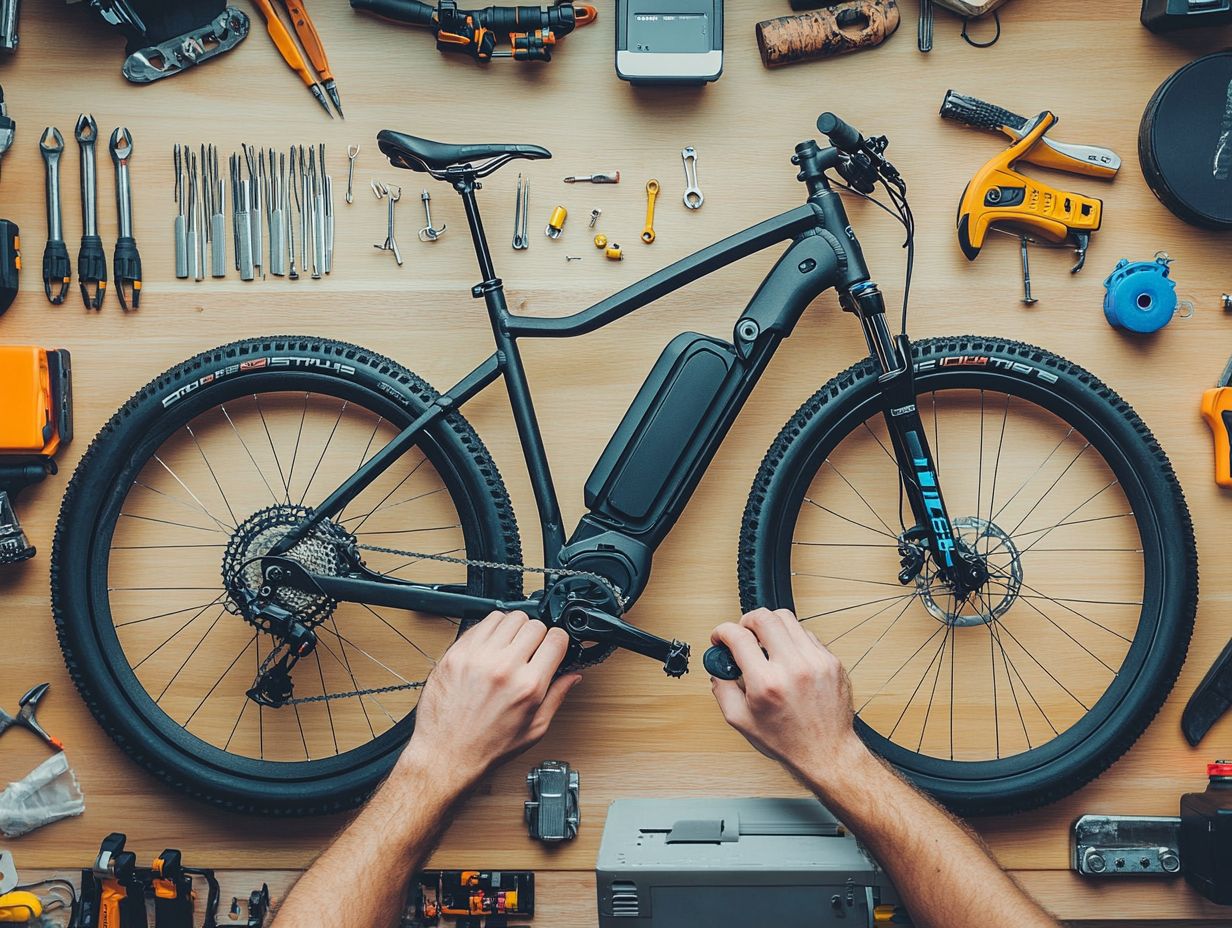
[938,90,1026,132]
[703,644,741,681]
[351,0,437,27]
[817,113,864,154]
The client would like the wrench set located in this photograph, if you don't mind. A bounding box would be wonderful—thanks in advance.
[38,116,141,310]
[173,141,335,283]
[517,145,705,262]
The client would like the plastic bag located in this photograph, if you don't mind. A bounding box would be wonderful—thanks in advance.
[0,754,85,837]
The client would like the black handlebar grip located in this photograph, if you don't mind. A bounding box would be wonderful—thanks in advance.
[703,645,742,681]
[351,0,438,27]
[817,113,864,154]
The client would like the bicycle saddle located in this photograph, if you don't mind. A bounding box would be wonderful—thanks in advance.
[377,131,552,174]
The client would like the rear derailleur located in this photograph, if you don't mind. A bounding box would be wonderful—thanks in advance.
[233,566,321,709]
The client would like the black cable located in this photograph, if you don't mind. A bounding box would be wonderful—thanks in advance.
[961,10,1001,47]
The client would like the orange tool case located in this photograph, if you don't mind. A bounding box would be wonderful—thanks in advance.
[0,346,72,457]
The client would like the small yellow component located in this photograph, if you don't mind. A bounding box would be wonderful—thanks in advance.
[604,243,624,261]
[593,233,607,248]
[642,179,659,244]
[1201,385,1232,487]
[545,205,568,239]
[0,891,43,922]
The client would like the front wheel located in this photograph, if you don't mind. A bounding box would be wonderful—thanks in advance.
[739,337,1196,815]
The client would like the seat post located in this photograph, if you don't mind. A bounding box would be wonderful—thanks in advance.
[454,176,498,283]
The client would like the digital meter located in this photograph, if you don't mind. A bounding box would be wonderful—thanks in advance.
[615,0,723,85]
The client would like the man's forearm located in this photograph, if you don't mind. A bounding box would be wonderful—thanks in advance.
[272,754,466,928]
[797,744,1058,928]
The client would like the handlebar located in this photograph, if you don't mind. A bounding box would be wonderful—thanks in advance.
[817,112,865,155]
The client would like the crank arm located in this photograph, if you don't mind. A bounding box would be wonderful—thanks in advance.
[261,556,539,621]
[559,605,690,678]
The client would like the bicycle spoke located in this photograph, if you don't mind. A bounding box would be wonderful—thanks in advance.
[223,404,281,505]
[341,456,429,532]
[116,595,225,629]
[299,400,348,506]
[856,623,948,715]
[284,393,310,504]
[119,512,222,534]
[802,497,898,540]
[313,651,340,755]
[153,606,227,698]
[991,427,1075,522]
[1007,442,1092,537]
[888,624,949,741]
[985,393,1010,559]
[186,424,240,527]
[358,603,440,664]
[253,394,292,503]
[184,634,258,727]
[823,458,895,535]
[824,595,913,648]
[845,596,917,674]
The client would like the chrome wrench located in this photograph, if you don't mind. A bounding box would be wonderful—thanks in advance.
[110,127,142,309]
[39,126,71,305]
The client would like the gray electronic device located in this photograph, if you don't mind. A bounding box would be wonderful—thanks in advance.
[615,0,723,85]
[596,798,902,927]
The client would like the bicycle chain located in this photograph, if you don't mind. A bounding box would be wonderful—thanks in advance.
[254,541,628,705]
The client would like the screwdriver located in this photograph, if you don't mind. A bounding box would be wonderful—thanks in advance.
[251,0,333,118]
[564,171,620,184]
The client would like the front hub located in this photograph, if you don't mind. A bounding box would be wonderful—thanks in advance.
[916,515,1022,627]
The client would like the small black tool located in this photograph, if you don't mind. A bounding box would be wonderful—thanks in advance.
[1142,0,1232,31]
[702,644,740,680]
[0,220,20,315]
[1183,640,1232,746]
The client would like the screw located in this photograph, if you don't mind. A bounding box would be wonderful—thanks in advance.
[1084,849,1106,873]
[1020,236,1038,306]
[1222,294,1231,312]
[589,208,601,228]
[1140,857,1151,869]
[1114,857,1126,869]
[566,255,582,262]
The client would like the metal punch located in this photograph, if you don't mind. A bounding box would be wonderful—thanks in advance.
[373,180,403,266]
[311,144,325,278]
[208,144,227,278]
[173,145,188,279]
[288,146,300,280]
[269,148,287,276]
[512,173,529,250]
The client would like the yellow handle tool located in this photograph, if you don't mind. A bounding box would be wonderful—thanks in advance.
[0,891,42,922]
[957,111,1103,270]
[1202,384,1232,487]
[251,0,334,117]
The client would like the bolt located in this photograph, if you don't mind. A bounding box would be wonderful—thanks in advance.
[566,255,582,262]
[1114,857,1126,869]
[1140,857,1151,869]
[1223,294,1232,312]
[1084,849,1107,873]
[589,208,601,228]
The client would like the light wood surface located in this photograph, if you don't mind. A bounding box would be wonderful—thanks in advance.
[2,0,1232,923]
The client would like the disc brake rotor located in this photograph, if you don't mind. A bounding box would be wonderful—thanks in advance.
[916,515,1023,627]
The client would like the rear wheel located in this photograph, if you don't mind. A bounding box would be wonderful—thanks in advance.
[53,337,523,815]
[739,337,1196,815]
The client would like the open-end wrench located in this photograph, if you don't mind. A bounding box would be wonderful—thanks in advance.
[39,127,71,305]
[642,178,659,244]
[109,127,142,309]
[681,147,703,210]
[74,115,107,309]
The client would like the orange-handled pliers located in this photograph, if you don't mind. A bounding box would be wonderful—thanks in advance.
[283,1,344,117]
[250,0,339,118]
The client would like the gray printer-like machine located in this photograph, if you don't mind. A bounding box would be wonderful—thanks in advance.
[596,798,904,928]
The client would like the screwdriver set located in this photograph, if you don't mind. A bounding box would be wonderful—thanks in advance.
[173,141,335,282]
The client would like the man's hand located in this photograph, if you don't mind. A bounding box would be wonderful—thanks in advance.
[398,611,582,788]
[710,608,869,784]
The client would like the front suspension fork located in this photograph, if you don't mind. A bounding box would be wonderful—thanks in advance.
[848,284,973,587]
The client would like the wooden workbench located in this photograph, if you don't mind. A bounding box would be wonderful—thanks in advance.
[2,0,1231,923]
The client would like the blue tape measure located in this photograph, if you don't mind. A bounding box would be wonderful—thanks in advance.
[1103,254,1189,333]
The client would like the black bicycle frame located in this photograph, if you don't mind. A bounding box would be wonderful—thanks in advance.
[270,164,963,622]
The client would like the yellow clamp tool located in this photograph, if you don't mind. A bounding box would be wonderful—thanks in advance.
[1202,356,1232,487]
[0,891,42,923]
[957,111,1103,273]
